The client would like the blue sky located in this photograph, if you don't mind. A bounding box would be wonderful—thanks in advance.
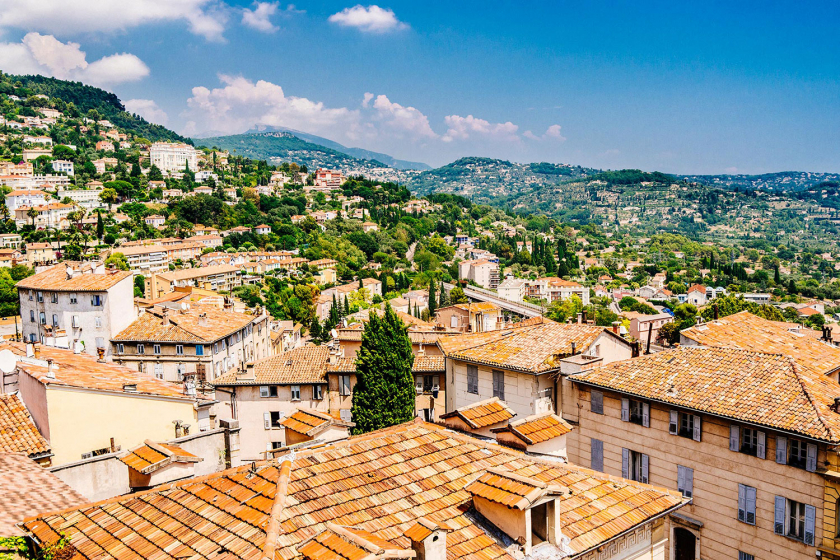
[0,0,838,173]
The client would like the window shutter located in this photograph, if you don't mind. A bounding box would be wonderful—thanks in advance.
[260,386,269,398]
[621,448,629,479]
[591,390,603,414]
[263,412,271,430]
[774,496,786,535]
[642,403,650,428]
[641,454,649,483]
[730,424,740,452]
[677,466,685,493]
[757,431,766,459]
[685,466,693,498]
[692,415,701,442]
[621,398,629,422]
[776,436,787,464]
[738,484,746,522]
[745,486,756,525]
[804,504,816,546]
[806,443,818,472]
[669,410,678,435]
[591,439,603,472]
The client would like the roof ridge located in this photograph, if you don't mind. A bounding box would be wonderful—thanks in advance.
[261,460,292,560]
[788,358,837,442]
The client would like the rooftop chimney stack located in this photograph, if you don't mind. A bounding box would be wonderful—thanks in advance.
[25,343,34,358]
[162,307,170,327]
[577,313,582,325]
[611,321,620,335]
[407,519,451,560]
[198,313,208,327]
[33,344,41,360]
[46,359,55,379]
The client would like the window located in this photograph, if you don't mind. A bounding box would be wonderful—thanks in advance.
[591,439,603,472]
[91,295,102,306]
[313,385,323,400]
[94,317,102,329]
[196,345,204,356]
[738,484,757,525]
[52,314,58,327]
[467,364,478,394]
[492,369,505,400]
[775,497,815,544]
[622,398,649,427]
[50,293,58,303]
[339,375,352,396]
[29,310,34,323]
[70,293,77,304]
[622,448,648,483]
[154,363,163,380]
[776,436,817,471]
[264,411,283,429]
[137,344,144,354]
[259,386,278,398]
[153,344,161,355]
[739,553,754,560]
[670,410,701,441]
[291,385,301,400]
[677,465,693,498]
[28,290,33,301]
[117,343,124,354]
[176,345,184,355]
[36,291,43,303]
[177,364,185,381]
[39,312,46,325]
[591,390,604,414]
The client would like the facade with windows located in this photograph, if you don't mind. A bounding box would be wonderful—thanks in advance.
[569,346,840,560]
[17,263,136,358]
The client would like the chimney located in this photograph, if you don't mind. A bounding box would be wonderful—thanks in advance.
[25,343,34,358]
[581,310,587,323]
[33,344,41,359]
[611,321,620,334]
[238,362,256,381]
[407,519,451,560]
[46,359,55,379]
[570,342,577,355]
[162,307,170,327]
[713,303,719,321]
[198,312,208,327]
[97,347,105,362]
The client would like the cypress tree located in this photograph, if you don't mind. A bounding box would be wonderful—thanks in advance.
[96,210,104,239]
[428,278,437,315]
[344,294,350,316]
[350,304,415,434]
[439,282,448,307]
[774,265,780,284]
[309,315,322,342]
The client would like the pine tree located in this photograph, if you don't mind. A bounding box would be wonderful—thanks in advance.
[428,278,437,315]
[350,304,415,434]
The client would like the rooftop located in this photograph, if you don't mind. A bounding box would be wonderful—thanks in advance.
[119,440,201,475]
[572,346,840,443]
[0,393,49,457]
[212,345,331,386]
[440,397,515,429]
[157,264,241,281]
[16,262,131,292]
[281,409,353,437]
[491,413,573,445]
[22,420,686,559]
[113,304,257,344]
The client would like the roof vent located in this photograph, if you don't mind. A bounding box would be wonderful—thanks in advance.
[123,383,137,393]
[831,397,840,413]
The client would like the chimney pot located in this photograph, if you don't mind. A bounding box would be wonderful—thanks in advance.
[46,358,55,379]
[96,347,105,362]
[33,344,40,359]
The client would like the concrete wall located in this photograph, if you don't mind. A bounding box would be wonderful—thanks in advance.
[446,358,545,419]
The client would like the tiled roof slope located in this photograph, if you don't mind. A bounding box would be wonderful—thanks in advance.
[298,524,406,560]
[16,263,131,292]
[212,346,331,386]
[0,393,49,456]
[119,440,200,474]
[113,304,256,343]
[572,346,840,443]
[22,421,686,559]
[0,453,86,537]
[324,355,445,375]
[680,311,840,376]
[281,409,343,437]
[440,397,515,429]
[492,413,573,444]
[437,317,612,374]
[465,468,568,510]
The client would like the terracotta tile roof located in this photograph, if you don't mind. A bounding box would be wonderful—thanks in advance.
[465,468,569,510]
[403,518,451,542]
[324,355,445,375]
[2,342,195,401]
[212,345,331,386]
[157,264,241,281]
[687,284,706,294]
[572,346,840,443]
[490,413,573,444]
[21,421,686,559]
[438,317,615,374]
[680,311,840,376]
[334,329,459,345]
[298,523,407,560]
[281,409,351,437]
[450,302,500,313]
[16,263,131,292]
[0,393,49,457]
[113,304,257,343]
[119,440,201,474]
[440,397,515,429]
[0,453,86,537]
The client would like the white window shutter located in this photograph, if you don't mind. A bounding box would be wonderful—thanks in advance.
[641,454,649,483]
[776,436,787,464]
[774,496,786,534]
[642,403,650,428]
[264,412,271,430]
[669,410,678,435]
[621,398,629,422]
[621,448,629,479]
[692,415,701,442]
[738,484,746,522]
[806,443,818,472]
[757,431,766,459]
[730,424,740,452]
[805,504,816,546]
[745,486,756,525]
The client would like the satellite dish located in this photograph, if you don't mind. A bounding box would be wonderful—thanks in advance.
[330,329,338,339]
[0,349,17,374]
[181,302,188,311]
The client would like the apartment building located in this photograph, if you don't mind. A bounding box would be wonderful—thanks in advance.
[22,421,689,560]
[149,142,198,173]
[23,243,56,266]
[314,168,345,188]
[17,262,136,358]
[439,316,633,420]
[627,312,674,344]
[569,346,840,560]
[14,202,73,229]
[459,258,500,289]
[5,189,46,211]
[52,159,74,175]
[55,188,103,210]
[435,302,502,333]
[0,341,212,466]
[146,264,243,298]
[118,241,204,273]
[112,303,271,383]
[496,277,527,302]
[525,277,590,306]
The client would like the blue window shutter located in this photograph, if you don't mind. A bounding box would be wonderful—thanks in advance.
[692,415,701,442]
[642,403,650,428]
[591,390,603,414]
[730,424,740,452]
[621,448,629,479]
[641,453,649,483]
[757,431,766,460]
[806,443,818,472]
[591,439,603,472]
[774,496,786,535]
[805,504,816,546]
[669,410,678,434]
[776,436,787,464]
[738,484,746,522]
[621,398,629,422]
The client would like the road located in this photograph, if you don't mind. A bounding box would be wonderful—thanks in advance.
[442,283,543,318]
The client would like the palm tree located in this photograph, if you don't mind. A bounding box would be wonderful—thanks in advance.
[26,207,38,228]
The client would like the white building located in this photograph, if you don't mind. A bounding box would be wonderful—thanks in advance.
[5,189,46,212]
[149,142,198,174]
[55,189,104,210]
[17,262,137,359]
[52,160,74,176]
[496,278,526,302]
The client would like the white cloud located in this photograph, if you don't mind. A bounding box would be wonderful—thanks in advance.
[242,2,279,33]
[125,99,169,125]
[0,0,229,42]
[328,5,407,33]
[442,114,519,143]
[543,124,566,141]
[366,93,436,139]
[0,33,149,86]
